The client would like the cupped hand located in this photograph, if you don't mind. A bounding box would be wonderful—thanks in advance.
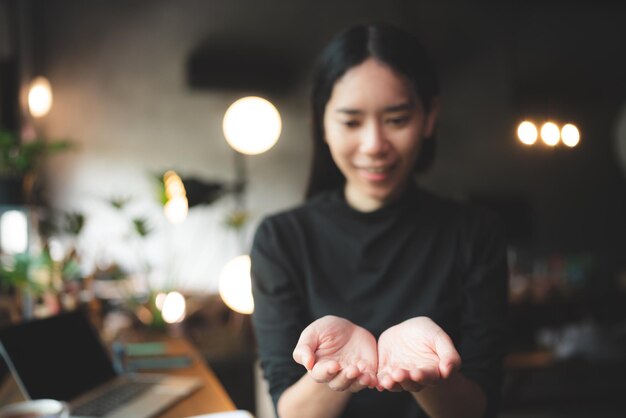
[293,315,378,392]
[376,316,461,392]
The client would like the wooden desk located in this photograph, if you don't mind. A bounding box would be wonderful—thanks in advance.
[0,330,236,418]
[115,330,236,418]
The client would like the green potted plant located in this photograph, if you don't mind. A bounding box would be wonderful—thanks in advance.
[0,129,73,205]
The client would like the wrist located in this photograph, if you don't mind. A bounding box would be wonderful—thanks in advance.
[411,372,486,418]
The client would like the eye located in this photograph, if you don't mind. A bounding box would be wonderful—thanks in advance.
[342,120,361,128]
[386,115,410,127]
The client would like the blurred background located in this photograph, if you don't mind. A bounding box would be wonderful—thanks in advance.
[1,1,625,417]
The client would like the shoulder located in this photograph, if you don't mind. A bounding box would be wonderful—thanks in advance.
[255,191,336,233]
[251,192,332,246]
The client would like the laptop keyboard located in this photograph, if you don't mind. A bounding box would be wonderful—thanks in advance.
[72,381,157,417]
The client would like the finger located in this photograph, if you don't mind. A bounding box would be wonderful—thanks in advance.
[399,380,425,392]
[377,372,403,392]
[356,360,378,388]
[292,345,315,370]
[439,356,461,379]
[328,365,360,391]
[389,368,429,391]
[434,332,462,378]
[408,366,440,386]
[309,360,341,383]
[387,382,404,392]
[348,378,369,393]
[356,359,375,374]
[375,366,389,391]
[387,369,422,392]
[293,326,321,370]
[362,372,378,389]
[352,369,375,389]
[390,368,410,383]
[347,366,372,393]
[344,364,361,380]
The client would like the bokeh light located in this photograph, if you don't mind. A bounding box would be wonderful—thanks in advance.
[28,76,53,118]
[561,123,580,147]
[517,121,538,145]
[163,195,188,224]
[161,291,186,323]
[223,96,281,155]
[540,122,560,146]
[163,171,188,224]
[218,254,254,314]
[0,210,28,254]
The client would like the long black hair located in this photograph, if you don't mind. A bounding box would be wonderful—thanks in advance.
[305,23,440,199]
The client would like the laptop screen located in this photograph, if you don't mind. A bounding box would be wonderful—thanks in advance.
[0,310,117,401]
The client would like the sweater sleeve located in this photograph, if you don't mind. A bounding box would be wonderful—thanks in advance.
[250,217,309,412]
[458,208,509,418]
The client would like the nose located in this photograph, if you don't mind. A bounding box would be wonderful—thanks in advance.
[359,121,389,155]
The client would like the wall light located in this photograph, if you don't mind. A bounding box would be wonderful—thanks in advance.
[516,119,582,149]
[517,121,538,145]
[218,254,254,314]
[222,96,281,155]
[28,76,53,118]
[540,122,560,146]
[561,123,580,147]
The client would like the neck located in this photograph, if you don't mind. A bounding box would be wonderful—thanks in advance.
[344,179,413,212]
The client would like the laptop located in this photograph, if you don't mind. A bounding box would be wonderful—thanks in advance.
[0,309,203,418]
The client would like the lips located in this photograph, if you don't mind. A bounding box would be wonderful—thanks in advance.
[363,166,389,173]
[355,164,396,182]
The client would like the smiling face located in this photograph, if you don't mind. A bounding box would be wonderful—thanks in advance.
[323,58,438,212]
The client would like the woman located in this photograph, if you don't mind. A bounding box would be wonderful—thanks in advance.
[250,23,508,418]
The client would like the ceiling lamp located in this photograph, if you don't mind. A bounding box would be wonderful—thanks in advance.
[561,123,580,147]
[517,121,538,145]
[28,76,53,118]
[540,122,560,146]
[223,96,281,155]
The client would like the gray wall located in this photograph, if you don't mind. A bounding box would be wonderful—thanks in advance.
[9,0,626,289]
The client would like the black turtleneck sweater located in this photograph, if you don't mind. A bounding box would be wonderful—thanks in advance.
[250,185,509,418]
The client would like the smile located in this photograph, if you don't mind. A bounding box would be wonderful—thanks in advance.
[364,167,389,173]
[355,164,396,182]
[354,164,395,173]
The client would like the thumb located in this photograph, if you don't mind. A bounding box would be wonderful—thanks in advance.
[434,331,461,379]
[293,344,315,370]
[293,326,320,370]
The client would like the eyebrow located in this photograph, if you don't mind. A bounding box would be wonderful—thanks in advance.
[334,101,416,115]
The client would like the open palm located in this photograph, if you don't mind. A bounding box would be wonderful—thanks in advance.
[377,317,461,392]
[293,315,378,392]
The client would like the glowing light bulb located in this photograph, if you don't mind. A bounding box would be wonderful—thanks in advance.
[218,255,254,314]
[0,210,28,254]
[561,123,580,147]
[517,121,538,145]
[223,96,281,155]
[161,291,186,323]
[540,122,560,146]
[28,76,53,118]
